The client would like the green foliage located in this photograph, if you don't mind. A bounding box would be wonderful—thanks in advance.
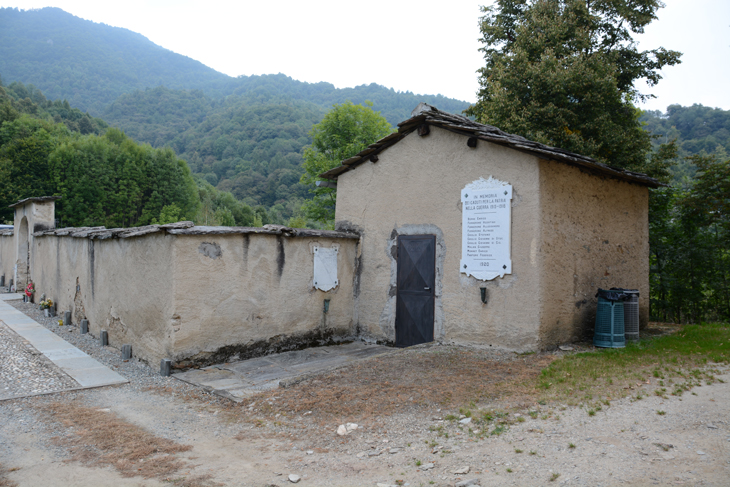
[649,153,730,322]
[0,7,230,114]
[193,179,267,227]
[152,204,182,225]
[0,97,199,227]
[0,7,470,224]
[0,80,107,134]
[0,7,469,122]
[300,101,392,225]
[640,104,730,182]
[467,0,681,171]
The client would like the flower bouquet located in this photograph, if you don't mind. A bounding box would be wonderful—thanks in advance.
[24,282,35,303]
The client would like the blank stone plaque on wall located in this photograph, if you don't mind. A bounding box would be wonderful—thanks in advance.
[313,246,339,291]
[460,176,513,280]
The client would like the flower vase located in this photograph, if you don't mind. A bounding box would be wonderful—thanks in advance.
[44,309,50,317]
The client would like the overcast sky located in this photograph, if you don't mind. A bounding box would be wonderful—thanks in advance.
[2,0,728,112]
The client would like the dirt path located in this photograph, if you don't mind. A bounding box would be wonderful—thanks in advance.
[1,302,728,486]
[2,364,728,487]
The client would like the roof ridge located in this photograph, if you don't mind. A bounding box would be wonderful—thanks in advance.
[321,104,663,188]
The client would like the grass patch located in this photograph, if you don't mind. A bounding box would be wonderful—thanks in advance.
[537,323,730,406]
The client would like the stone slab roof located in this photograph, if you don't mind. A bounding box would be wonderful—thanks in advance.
[320,103,663,188]
[32,221,358,240]
[8,196,61,208]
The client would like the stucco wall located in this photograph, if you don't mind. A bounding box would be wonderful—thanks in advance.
[0,233,13,286]
[13,201,56,289]
[537,159,650,345]
[170,233,357,365]
[32,233,177,363]
[335,126,543,351]
[24,229,358,366]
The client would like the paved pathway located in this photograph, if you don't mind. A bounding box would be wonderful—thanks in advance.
[175,342,394,402]
[0,294,127,401]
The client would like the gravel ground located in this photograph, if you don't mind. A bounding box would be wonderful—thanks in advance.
[0,321,79,400]
[1,299,729,487]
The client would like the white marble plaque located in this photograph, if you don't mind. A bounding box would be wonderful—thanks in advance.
[313,246,339,291]
[460,177,512,280]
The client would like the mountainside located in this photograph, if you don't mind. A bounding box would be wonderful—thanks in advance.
[0,7,472,208]
[0,7,470,125]
[5,6,728,213]
[100,85,470,207]
[641,104,730,181]
[0,7,230,114]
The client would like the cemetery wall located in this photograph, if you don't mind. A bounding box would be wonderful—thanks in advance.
[22,228,359,366]
[334,126,544,351]
[0,230,13,286]
[167,232,358,366]
[537,159,650,345]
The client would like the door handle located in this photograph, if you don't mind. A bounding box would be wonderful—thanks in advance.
[424,287,431,290]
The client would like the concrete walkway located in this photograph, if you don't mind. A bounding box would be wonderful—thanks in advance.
[175,342,394,402]
[0,294,127,391]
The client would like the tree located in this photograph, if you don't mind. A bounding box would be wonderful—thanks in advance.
[466,0,681,171]
[649,153,730,323]
[300,101,392,226]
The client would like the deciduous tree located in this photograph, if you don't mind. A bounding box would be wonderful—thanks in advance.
[300,101,392,226]
[467,0,681,172]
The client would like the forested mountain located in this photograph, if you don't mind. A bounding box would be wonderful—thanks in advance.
[641,105,730,182]
[0,7,469,125]
[102,87,323,207]
[0,7,229,114]
[0,6,470,210]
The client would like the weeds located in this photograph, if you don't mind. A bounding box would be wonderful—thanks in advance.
[536,323,730,406]
[550,473,561,481]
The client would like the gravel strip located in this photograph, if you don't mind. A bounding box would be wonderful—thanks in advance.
[0,321,80,400]
[6,299,193,392]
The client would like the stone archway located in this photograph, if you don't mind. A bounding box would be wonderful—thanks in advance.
[16,216,29,289]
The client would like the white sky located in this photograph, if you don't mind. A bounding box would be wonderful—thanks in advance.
[1,0,728,112]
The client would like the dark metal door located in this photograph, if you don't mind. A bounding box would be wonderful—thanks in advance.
[395,235,435,347]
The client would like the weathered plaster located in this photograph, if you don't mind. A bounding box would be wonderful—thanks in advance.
[13,200,56,290]
[20,226,359,366]
[170,233,357,364]
[335,126,543,351]
[0,232,13,285]
[537,158,650,345]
